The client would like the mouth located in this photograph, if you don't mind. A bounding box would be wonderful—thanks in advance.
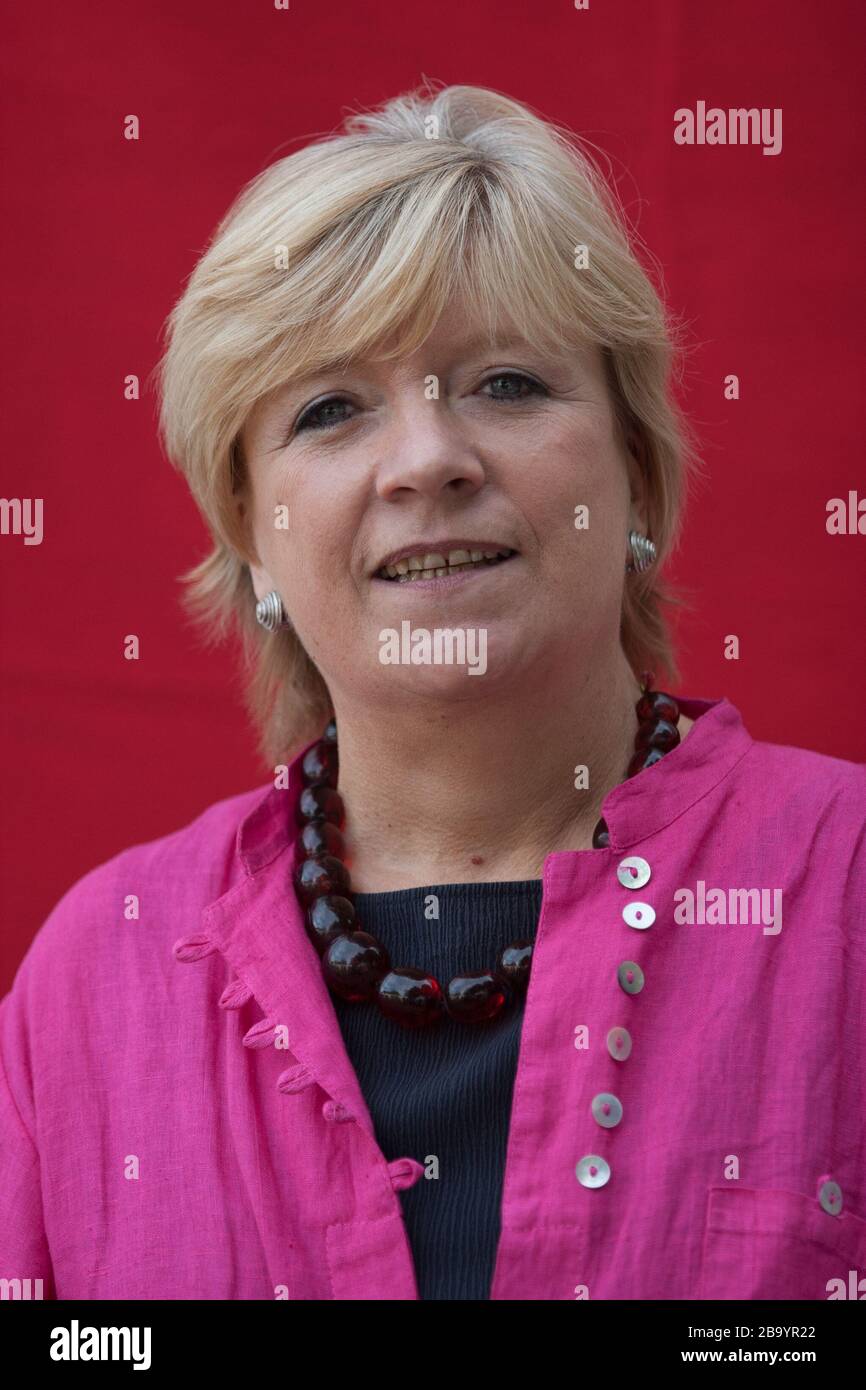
[373,545,518,583]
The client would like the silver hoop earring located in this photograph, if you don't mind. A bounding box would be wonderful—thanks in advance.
[255,590,289,631]
[626,530,656,574]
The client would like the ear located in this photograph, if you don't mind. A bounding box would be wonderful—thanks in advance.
[624,428,650,535]
[232,485,275,599]
[248,559,278,602]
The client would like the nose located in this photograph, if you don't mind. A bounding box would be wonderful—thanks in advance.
[374,397,487,502]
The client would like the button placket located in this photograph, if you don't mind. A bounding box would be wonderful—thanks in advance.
[618,855,654,931]
[576,856,654,1192]
[611,856,651,1065]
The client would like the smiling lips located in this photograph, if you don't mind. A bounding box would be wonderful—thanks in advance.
[375,546,516,583]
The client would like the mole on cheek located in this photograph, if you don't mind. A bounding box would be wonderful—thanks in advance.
[470,856,484,866]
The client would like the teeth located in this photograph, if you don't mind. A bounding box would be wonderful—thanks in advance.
[380,547,514,580]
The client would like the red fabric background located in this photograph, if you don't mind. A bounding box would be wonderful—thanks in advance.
[2,0,864,991]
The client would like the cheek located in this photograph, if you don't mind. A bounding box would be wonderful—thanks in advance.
[519,415,630,556]
[259,467,363,612]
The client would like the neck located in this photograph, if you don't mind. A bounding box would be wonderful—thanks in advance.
[329,647,644,891]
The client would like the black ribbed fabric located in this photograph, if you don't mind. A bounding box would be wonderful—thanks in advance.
[331,879,543,1301]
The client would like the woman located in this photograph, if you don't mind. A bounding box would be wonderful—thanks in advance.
[1,81,864,1303]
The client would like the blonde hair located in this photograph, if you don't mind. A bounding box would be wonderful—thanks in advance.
[153,80,700,767]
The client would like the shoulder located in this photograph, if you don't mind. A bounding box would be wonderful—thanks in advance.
[732,732,866,883]
[684,695,866,878]
[741,732,866,813]
[5,781,274,997]
[684,697,865,829]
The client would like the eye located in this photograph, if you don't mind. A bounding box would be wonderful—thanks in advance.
[284,371,547,444]
[293,395,355,436]
[480,371,548,403]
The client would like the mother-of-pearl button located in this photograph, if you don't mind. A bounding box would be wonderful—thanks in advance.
[622,901,655,930]
[606,1026,632,1060]
[617,961,645,995]
[591,1092,623,1128]
[575,1155,611,1188]
[616,855,651,889]
[818,1179,843,1215]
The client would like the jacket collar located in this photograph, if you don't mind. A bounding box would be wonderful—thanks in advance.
[196,695,753,1135]
[599,695,753,851]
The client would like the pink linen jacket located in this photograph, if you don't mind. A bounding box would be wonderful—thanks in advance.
[1,695,865,1301]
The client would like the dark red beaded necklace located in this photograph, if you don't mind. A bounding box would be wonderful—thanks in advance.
[293,674,681,1030]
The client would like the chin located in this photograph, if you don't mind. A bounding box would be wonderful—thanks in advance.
[370,634,552,707]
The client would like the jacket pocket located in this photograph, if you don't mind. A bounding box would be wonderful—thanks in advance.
[697,1186,866,1300]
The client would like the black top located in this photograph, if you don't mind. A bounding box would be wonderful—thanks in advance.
[331,879,543,1300]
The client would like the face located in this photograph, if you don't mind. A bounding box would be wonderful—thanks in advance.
[238,297,647,713]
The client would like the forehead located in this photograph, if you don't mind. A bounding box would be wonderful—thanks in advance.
[292,319,593,388]
[370,296,583,363]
